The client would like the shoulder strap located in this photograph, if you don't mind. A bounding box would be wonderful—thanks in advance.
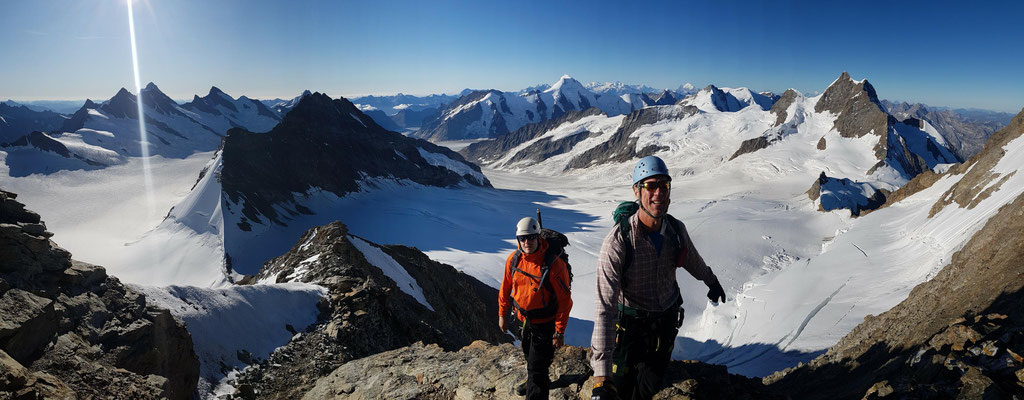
[664,215,689,265]
[616,220,634,288]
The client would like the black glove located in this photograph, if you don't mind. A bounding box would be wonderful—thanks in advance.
[591,382,618,400]
[707,276,726,303]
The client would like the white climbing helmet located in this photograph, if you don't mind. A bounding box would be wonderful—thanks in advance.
[515,217,541,236]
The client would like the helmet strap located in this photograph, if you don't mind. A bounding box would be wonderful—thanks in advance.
[639,201,661,221]
[637,189,663,222]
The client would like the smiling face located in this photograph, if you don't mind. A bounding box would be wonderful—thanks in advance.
[633,175,671,219]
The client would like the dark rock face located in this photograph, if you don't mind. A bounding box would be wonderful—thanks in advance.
[814,72,959,180]
[140,83,188,118]
[730,136,772,161]
[58,99,99,133]
[806,172,888,216]
[769,89,801,127]
[0,103,65,143]
[461,108,604,165]
[301,342,781,399]
[5,131,72,158]
[768,172,1024,398]
[182,87,282,127]
[0,190,200,399]
[361,109,402,132]
[233,221,509,399]
[219,92,490,228]
[652,89,678,106]
[884,100,1007,160]
[566,105,699,170]
[814,72,891,161]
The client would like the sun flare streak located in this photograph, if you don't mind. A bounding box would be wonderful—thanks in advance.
[127,0,155,215]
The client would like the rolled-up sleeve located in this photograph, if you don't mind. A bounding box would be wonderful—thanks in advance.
[591,227,626,377]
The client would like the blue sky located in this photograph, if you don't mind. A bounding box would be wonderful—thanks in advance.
[2,0,1022,112]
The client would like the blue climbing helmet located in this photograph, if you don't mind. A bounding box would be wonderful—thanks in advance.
[632,155,671,185]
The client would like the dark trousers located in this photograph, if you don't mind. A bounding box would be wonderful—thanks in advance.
[521,320,555,400]
[611,313,680,400]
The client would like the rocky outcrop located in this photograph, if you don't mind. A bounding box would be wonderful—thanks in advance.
[361,109,403,132]
[729,136,772,161]
[815,72,891,162]
[566,105,699,170]
[0,189,199,399]
[805,172,888,216]
[233,221,509,399]
[4,131,71,158]
[769,89,801,127]
[766,185,1024,398]
[220,92,490,228]
[301,342,780,400]
[814,72,961,181]
[460,108,604,165]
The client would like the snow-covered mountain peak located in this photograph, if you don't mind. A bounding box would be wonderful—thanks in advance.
[143,82,161,92]
[546,74,586,93]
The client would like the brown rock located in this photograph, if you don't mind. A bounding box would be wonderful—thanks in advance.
[0,288,58,363]
[0,349,28,390]
[862,380,894,398]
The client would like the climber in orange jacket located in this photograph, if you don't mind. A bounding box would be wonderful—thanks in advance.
[498,216,572,399]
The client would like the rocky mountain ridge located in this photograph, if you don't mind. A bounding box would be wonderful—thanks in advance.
[1,83,281,176]
[883,99,1008,161]
[229,221,509,399]
[218,92,490,230]
[0,103,66,143]
[0,189,200,399]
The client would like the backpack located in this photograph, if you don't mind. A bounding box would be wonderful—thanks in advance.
[508,228,572,320]
[612,201,687,289]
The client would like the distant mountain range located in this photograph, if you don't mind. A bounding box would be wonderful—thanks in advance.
[412,75,699,141]
[463,72,963,216]
[2,83,278,176]
[881,99,1008,161]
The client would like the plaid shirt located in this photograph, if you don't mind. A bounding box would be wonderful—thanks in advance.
[590,212,717,377]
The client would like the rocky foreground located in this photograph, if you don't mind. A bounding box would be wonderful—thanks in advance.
[300,342,777,400]
[0,190,200,399]
[231,221,511,399]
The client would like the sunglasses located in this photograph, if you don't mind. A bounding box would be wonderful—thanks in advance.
[637,180,671,191]
[517,234,539,243]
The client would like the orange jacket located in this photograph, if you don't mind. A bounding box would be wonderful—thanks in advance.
[498,239,573,334]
